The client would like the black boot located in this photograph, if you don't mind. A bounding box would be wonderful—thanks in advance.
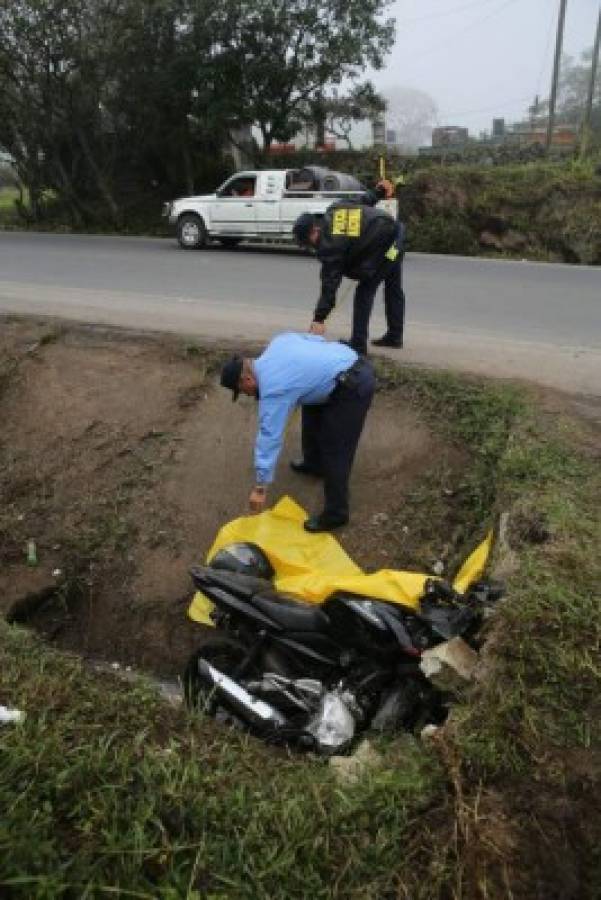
[290,459,323,477]
[304,512,349,533]
[371,334,403,349]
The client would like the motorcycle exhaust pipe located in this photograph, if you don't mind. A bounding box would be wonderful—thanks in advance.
[197,659,288,731]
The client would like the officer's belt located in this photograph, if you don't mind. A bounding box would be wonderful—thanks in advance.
[333,358,364,389]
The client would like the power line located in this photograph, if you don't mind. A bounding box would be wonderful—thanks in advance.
[399,0,523,62]
[535,1,558,98]
[398,0,501,28]
[442,95,533,118]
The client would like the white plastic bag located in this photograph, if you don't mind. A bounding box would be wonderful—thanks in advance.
[0,705,25,725]
[306,689,356,753]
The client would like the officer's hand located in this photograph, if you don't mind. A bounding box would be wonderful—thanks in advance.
[310,321,326,336]
[376,179,395,200]
[249,486,267,514]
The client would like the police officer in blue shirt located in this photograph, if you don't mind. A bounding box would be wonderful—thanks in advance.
[220,332,376,532]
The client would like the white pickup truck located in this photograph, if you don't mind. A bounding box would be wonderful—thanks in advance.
[162,167,397,249]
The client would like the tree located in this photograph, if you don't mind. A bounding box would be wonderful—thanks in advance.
[527,50,601,134]
[321,83,387,150]
[0,0,397,224]
[557,50,601,132]
[380,85,438,151]
[221,0,395,149]
[0,0,235,223]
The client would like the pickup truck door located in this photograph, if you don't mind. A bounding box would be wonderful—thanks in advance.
[211,174,258,233]
[279,194,333,238]
[252,172,284,233]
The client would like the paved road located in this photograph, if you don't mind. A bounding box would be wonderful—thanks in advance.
[1,231,599,393]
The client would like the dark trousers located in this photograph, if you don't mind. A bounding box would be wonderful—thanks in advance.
[351,251,405,355]
[301,359,376,520]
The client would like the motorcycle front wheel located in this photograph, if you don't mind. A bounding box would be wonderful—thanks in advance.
[183,636,258,714]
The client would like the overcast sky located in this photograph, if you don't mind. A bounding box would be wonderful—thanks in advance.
[372,0,600,137]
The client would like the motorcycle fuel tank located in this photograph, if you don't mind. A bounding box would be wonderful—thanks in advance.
[323,594,401,655]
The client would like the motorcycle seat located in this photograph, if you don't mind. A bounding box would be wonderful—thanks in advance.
[252,592,330,632]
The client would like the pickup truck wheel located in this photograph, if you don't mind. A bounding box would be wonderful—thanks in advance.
[177,213,207,250]
[218,237,242,249]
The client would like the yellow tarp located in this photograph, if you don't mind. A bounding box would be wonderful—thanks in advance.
[188,496,493,626]
[452,528,494,594]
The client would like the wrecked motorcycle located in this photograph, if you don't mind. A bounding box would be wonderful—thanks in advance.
[183,546,485,752]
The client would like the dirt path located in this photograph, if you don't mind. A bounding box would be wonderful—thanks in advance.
[1,277,600,395]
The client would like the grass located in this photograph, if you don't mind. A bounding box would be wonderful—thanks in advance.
[0,186,19,209]
[0,625,442,898]
[458,415,601,768]
[1,361,600,897]
[404,157,601,262]
[374,361,524,572]
[0,186,21,226]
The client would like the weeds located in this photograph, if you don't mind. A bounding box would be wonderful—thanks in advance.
[437,401,601,898]
[374,361,524,569]
[0,622,442,898]
[404,159,601,263]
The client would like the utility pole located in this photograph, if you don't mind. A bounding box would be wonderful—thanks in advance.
[546,0,568,153]
[580,5,601,157]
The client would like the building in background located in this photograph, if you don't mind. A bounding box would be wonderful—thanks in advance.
[431,126,469,148]
[419,112,577,156]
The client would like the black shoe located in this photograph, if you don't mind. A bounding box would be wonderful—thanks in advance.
[304,513,349,533]
[290,459,323,477]
[371,335,403,349]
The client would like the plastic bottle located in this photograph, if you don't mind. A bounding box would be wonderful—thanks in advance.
[26,539,37,567]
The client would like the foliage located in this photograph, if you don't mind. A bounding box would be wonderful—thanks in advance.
[321,82,386,150]
[0,0,230,226]
[555,49,601,132]
[0,162,18,189]
[0,0,395,226]
[380,84,439,151]
[220,0,394,150]
[399,158,601,263]
[374,362,524,569]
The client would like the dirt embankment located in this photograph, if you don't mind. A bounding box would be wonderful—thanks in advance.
[0,319,469,677]
[400,164,601,263]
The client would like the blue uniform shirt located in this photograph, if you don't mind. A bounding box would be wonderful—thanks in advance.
[252,333,357,484]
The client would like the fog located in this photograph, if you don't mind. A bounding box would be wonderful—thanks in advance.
[373,0,599,138]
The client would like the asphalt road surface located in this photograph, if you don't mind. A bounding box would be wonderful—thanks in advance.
[0,231,599,394]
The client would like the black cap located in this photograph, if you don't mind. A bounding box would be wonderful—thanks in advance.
[293,212,316,247]
[220,355,243,401]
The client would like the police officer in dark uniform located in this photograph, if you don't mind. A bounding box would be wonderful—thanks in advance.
[293,181,405,356]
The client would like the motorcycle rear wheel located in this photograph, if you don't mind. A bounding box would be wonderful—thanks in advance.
[183,636,258,714]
